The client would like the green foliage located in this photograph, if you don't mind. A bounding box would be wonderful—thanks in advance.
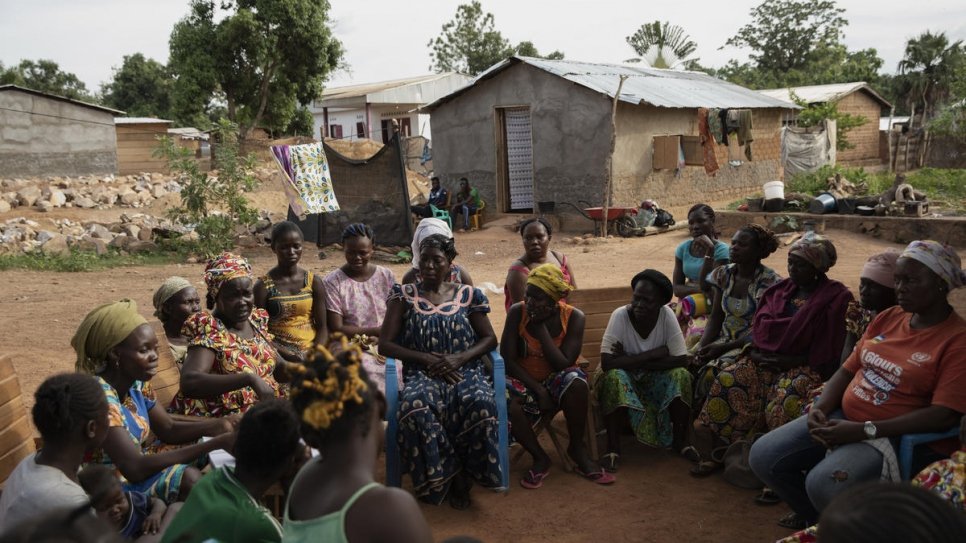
[901,168,966,212]
[897,31,965,121]
[286,106,316,137]
[168,0,342,136]
[428,2,563,75]
[0,59,90,100]
[786,164,871,195]
[0,249,183,272]
[790,91,867,150]
[155,119,260,255]
[101,53,173,118]
[626,21,698,69]
[787,166,966,212]
[928,102,966,140]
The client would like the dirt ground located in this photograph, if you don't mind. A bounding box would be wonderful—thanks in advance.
[2,199,965,543]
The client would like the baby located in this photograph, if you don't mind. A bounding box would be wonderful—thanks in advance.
[79,465,166,539]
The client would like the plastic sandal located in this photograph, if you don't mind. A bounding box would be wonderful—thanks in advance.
[520,469,550,489]
[680,445,701,463]
[575,468,616,485]
[777,512,810,530]
[689,460,723,478]
[755,487,782,505]
[601,452,620,473]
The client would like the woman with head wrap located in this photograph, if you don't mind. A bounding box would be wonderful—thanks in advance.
[379,234,504,509]
[254,221,328,364]
[750,240,966,529]
[595,269,694,472]
[691,233,853,477]
[171,252,285,418]
[402,218,474,286]
[500,264,611,488]
[73,300,236,503]
[152,276,202,368]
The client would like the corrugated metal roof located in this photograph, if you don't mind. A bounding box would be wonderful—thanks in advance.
[0,84,125,115]
[320,73,471,102]
[758,82,892,108]
[424,57,799,111]
[114,117,172,124]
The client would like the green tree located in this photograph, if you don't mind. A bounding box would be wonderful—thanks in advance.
[168,0,342,136]
[897,31,965,122]
[626,21,698,69]
[0,59,90,100]
[101,54,173,118]
[429,1,512,75]
[514,41,565,60]
[790,91,866,150]
[725,0,847,75]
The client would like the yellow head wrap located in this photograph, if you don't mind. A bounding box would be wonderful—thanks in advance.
[72,299,148,374]
[526,263,574,302]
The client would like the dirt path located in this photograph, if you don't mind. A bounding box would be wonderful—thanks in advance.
[2,215,964,543]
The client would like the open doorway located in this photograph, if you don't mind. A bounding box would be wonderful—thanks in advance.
[495,106,534,212]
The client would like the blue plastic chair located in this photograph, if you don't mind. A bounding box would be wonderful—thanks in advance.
[430,205,453,229]
[898,427,959,480]
[384,349,509,491]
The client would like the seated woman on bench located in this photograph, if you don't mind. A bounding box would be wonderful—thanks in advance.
[501,264,613,489]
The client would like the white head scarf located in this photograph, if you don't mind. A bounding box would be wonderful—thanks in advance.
[411,218,453,269]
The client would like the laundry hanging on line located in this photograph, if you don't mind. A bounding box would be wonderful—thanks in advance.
[271,141,341,219]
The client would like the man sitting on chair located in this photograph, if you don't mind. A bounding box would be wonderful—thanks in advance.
[450,177,481,232]
[411,177,448,219]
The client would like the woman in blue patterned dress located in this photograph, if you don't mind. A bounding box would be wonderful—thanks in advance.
[379,234,504,510]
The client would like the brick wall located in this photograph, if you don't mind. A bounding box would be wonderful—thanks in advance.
[834,91,885,165]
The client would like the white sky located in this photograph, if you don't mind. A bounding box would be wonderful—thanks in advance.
[1,0,964,92]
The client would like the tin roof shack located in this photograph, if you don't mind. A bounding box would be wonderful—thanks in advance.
[424,57,796,229]
[0,85,122,177]
[759,83,891,167]
[115,117,173,175]
[308,73,471,143]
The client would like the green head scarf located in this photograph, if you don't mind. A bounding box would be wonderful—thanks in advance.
[72,299,148,374]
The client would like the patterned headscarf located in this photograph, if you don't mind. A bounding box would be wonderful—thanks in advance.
[152,276,194,318]
[204,252,254,301]
[527,263,574,302]
[789,232,838,273]
[72,299,148,374]
[900,240,965,290]
[861,250,900,289]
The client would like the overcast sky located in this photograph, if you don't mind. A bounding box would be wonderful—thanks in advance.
[1,0,964,92]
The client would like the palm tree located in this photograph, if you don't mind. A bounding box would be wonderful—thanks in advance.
[626,21,699,70]
[897,31,965,123]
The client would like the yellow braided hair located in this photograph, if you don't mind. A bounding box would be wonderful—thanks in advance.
[289,333,371,432]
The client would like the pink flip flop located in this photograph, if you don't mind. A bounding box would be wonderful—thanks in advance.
[520,469,550,489]
[576,468,616,485]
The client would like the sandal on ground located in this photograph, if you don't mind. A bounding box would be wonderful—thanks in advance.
[601,453,620,473]
[575,468,616,485]
[689,460,723,478]
[520,469,550,490]
[680,445,701,463]
[755,487,782,506]
[777,512,810,530]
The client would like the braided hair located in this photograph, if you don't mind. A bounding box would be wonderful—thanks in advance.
[739,223,780,258]
[32,373,106,444]
[419,233,458,263]
[688,203,720,238]
[341,223,374,243]
[270,221,304,248]
[289,335,376,450]
[519,217,553,238]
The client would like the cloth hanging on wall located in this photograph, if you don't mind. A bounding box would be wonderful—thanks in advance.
[707,108,725,144]
[736,109,754,161]
[271,142,340,219]
[697,108,720,176]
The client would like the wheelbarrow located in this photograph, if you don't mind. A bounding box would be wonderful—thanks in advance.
[559,201,639,237]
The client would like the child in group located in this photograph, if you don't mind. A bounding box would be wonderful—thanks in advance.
[79,465,171,541]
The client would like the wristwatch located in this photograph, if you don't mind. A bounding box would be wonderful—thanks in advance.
[863,421,878,440]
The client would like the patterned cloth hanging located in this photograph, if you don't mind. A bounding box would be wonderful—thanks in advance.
[271,142,340,218]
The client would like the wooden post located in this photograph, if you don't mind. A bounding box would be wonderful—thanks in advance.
[602,75,628,238]
[886,106,895,173]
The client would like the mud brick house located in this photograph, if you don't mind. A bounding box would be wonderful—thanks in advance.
[423,57,797,229]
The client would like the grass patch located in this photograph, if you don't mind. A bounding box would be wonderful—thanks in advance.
[0,248,187,272]
[787,166,966,213]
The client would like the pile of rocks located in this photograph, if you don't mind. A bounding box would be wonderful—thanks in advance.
[0,213,195,256]
[0,174,182,213]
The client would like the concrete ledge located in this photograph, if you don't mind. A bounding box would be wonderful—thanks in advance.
[716,211,966,248]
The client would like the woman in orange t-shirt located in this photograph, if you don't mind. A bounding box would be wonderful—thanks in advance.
[748,240,966,530]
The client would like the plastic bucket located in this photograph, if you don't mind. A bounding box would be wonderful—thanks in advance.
[809,192,837,214]
[763,181,785,200]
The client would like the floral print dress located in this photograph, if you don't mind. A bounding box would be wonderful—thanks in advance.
[391,283,505,504]
[169,309,281,417]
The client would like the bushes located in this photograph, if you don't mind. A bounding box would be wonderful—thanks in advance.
[787,165,966,212]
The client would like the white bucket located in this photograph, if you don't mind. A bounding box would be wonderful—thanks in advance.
[763,181,785,200]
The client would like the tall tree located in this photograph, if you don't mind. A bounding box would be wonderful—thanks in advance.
[428,2,563,75]
[101,54,173,118]
[897,31,965,122]
[725,0,846,75]
[626,21,698,69]
[0,59,90,100]
[168,0,342,136]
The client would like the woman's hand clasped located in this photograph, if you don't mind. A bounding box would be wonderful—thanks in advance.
[807,408,864,448]
[423,352,464,385]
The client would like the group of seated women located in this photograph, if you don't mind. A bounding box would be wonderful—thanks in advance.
[1,204,964,541]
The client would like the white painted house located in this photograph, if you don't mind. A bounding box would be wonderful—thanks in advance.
[308,73,471,143]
